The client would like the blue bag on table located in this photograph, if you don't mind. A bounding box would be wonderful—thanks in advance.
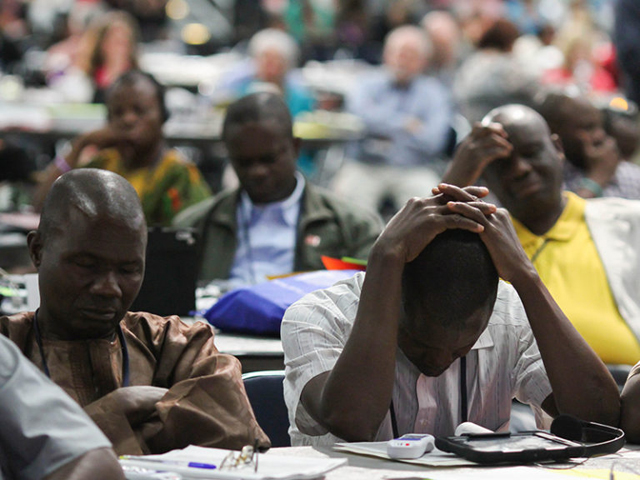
[204,270,359,336]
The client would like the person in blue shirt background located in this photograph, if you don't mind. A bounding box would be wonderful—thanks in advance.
[174,92,383,288]
[332,25,454,216]
[216,28,315,119]
[216,28,317,177]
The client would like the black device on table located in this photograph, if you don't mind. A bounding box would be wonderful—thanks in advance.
[435,414,625,465]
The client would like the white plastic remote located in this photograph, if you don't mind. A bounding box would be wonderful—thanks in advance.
[386,433,435,459]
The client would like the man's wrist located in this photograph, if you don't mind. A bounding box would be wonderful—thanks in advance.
[506,262,540,292]
[442,158,483,187]
[54,155,72,173]
[370,243,402,263]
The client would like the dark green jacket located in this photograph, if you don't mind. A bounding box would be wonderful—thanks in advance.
[173,184,384,283]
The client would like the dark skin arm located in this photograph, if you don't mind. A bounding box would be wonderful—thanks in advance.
[444,198,620,425]
[44,447,125,480]
[300,185,495,441]
[33,126,133,212]
[441,122,513,187]
[620,371,640,441]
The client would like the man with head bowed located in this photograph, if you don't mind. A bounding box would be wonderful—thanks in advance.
[1,169,269,455]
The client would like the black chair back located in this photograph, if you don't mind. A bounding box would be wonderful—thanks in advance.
[242,370,290,447]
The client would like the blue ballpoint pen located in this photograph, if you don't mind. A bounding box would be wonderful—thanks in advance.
[120,456,217,470]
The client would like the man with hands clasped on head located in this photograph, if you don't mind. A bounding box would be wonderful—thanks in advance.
[282,182,619,446]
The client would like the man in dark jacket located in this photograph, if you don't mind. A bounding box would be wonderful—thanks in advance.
[174,92,384,286]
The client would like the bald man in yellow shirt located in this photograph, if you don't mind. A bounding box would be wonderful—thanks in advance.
[442,104,640,366]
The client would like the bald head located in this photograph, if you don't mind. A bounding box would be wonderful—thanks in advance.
[385,25,432,59]
[480,104,565,230]
[222,92,293,142]
[39,169,147,243]
[422,10,459,34]
[30,169,148,340]
[484,104,551,136]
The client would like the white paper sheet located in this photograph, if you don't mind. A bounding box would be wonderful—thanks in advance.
[120,445,347,480]
[332,442,476,467]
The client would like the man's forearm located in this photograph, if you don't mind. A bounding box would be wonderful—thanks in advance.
[441,159,483,188]
[511,269,620,425]
[32,139,86,212]
[316,247,405,441]
[621,373,640,441]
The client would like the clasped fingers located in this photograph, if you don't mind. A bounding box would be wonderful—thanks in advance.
[378,198,489,263]
[432,183,490,204]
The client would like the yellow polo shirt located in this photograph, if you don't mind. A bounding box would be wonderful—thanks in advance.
[512,192,640,365]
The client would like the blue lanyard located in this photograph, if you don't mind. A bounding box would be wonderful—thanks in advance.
[33,311,130,387]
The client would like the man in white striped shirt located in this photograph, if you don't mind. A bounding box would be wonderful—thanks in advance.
[282,184,619,446]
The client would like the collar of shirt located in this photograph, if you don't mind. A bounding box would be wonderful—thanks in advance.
[512,191,586,250]
[392,315,495,437]
[239,171,306,227]
[387,72,417,91]
[473,325,495,350]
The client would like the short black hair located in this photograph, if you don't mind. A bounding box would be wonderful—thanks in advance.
[222,92,292,141]
[106,70,170,123]
[402,229,499,330]
[534,90,577,133]
[477,18,520,51]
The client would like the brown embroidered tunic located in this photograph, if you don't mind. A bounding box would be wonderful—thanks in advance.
[0,311,270,455]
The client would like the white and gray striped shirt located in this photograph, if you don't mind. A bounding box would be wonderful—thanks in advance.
[282,272,552,447]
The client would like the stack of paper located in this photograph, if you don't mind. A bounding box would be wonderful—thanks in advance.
[120,445,347,480]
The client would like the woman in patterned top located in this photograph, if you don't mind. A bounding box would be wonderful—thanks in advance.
[35,70,211,226]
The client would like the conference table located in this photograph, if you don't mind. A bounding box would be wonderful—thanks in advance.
[180,311,284,374]
[268,444,640,480]
[213,329,284,373]
[0,95,363,193]
[0,97,364,149]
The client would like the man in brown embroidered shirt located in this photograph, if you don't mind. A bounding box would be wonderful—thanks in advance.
[0,168,269,455]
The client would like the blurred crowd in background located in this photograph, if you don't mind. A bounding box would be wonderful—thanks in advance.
[0,0,638,218]
[0,0,624,95]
